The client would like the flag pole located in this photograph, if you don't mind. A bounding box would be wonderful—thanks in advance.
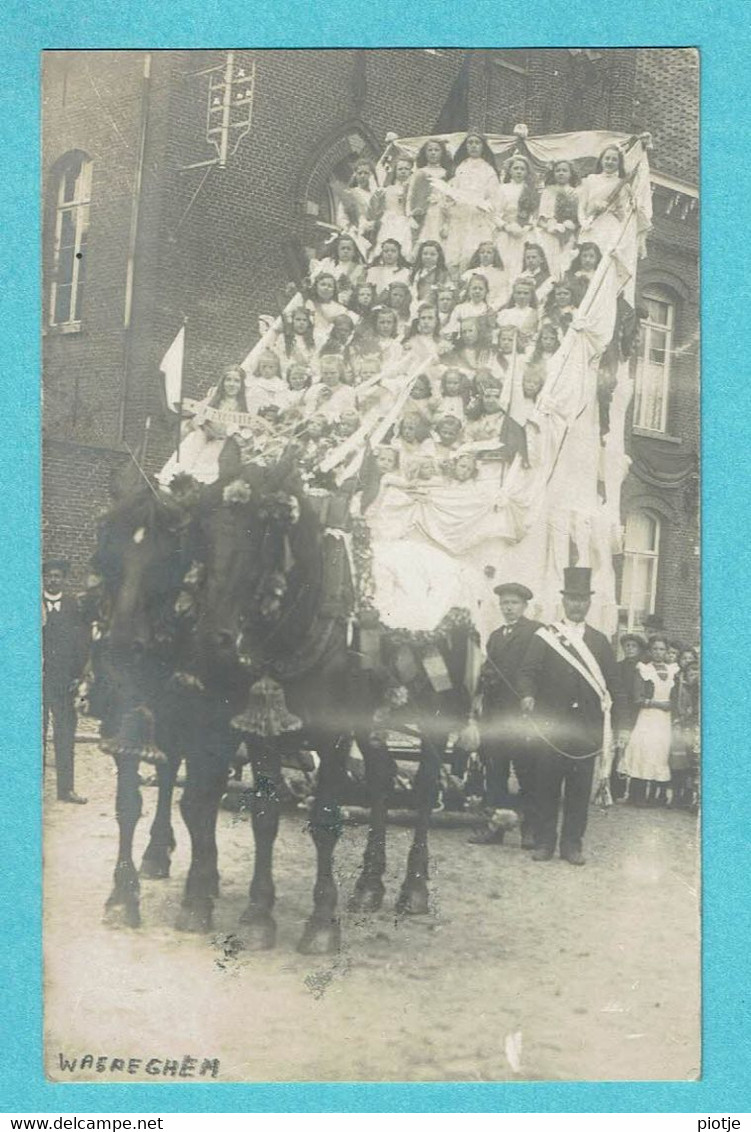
[176,316,187,463]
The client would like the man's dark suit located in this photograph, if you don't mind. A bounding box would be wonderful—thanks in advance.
[43,593,89,798]
[517,623,626,855]
[478,616,542,830]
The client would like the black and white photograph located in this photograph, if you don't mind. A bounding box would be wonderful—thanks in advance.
[42,47,700,1083]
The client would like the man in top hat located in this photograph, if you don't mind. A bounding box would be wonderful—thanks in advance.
[469,581,542,848]
[43,558,90,804]
[517,567,628,865]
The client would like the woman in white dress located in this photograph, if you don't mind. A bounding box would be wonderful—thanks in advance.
[536,159,581,280]
[496,154,538,283]
[157,365,250,487]
[369,156,415,262]
[443,132,501,274]
[578,144,630,256]
[407,137,453,246]
[621,635,678,804]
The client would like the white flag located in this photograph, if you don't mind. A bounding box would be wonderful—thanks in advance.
[160,325,185,412]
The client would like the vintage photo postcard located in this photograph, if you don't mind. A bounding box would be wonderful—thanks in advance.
[41,47,700,1083]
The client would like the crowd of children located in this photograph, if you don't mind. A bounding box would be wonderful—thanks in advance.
[158,134,638,496]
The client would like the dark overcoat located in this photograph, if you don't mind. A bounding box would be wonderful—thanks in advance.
[516,624,626,756]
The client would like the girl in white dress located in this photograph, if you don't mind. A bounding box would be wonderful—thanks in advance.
[536,159,581,279]
[407,137,453,246]
[410,240,451,305]
[369,156,415,262]
[521,242,553,306]
[443,132,501,274]
[311,233,366,302]
[621,635,678,803]
[496,154,539,283]
[566,242,603,304]
[385,280,413,339]
[578,144,629,256]
[336,158,377,245]
[245,350,294,416]
[446,272,491,336]
[402,303,444,365]
[462,241,508,310]
[305,273,350,349]
[157,366,250,487]
[275,305,318,374]
[366,238,411,299]
[496,275,539,349]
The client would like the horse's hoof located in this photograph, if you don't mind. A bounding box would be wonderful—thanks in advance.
[239,910,277,950]
[175,901,213,933]
[139,855,170,880]
[348,881,385,913]
[297,918,341,955]
[396,885,430,916]
[103,900,141,930]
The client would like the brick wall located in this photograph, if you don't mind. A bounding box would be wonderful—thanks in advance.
[633,48,699,185]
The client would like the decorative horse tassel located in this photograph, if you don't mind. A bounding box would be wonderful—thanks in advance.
[100,706,167,765]
[231,675,303,738]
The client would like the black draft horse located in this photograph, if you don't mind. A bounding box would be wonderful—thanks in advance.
[91,464,474,953]
[192,464,475,953]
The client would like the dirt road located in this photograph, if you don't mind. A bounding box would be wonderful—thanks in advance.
[44,742,699,1083]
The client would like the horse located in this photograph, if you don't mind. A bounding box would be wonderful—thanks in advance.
[191,460,476,953]
[91,461,476,953]
[88,478,207,927]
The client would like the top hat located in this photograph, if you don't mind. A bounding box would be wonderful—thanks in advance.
[43,558,70,576]
[494,582,533,602]
[560,566,594,596]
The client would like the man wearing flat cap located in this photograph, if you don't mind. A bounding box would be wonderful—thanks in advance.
[469,581,542,847]
[43,558,89,804]
[517,567,628,865]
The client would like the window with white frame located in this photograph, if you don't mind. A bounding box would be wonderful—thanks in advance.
[633,290,675,433]
[619,510,661,632]
[49,153,92,328]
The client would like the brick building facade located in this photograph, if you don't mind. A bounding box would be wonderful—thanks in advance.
[42,47,699,642]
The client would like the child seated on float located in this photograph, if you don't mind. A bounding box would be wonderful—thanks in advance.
[385,280,414,338]
[312,232,366,299]
[347,281,378,322]
[157,365,250,487]
[543,278,580,336]
[333,409,362,440]
[404,371,438,424]
[276,305,318,371]
[305,272,350,349]
[435,367,472,420]
[463,377,506,444]
[567,241,602,296]
[296,414,336,476]
[496,276,539,349]
[319,312,359,359]
[436,284,459,339]
[402,302,444,363]
[301,354,357,420]
[392,410,434,477]
[245,350,293,416]
[366,238,411,299]
[432,412,465,457]
[449,451,480,483]
[447,272,493,335]
[462,242,508,310]
[521,242,552,304]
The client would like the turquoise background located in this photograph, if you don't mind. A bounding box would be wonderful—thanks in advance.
[2,0,747,1114]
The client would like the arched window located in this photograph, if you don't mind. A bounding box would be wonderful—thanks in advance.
[633,288,675,433]
[619,510,661,631]
[48,152,92,329]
